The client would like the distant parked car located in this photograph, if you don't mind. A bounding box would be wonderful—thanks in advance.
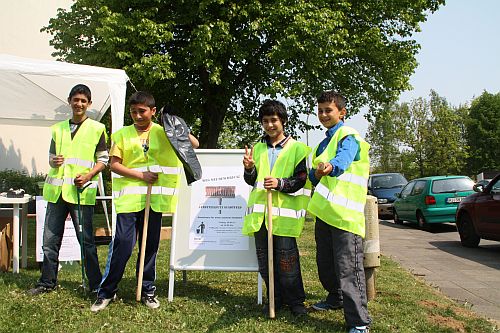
[393,175,475,228]
[475,179,491,187]
[456,173,500,247]
[368,173,408,219]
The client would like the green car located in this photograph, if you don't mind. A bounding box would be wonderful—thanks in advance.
[393,175,475,228]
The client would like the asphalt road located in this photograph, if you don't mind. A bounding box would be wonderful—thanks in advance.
[378,219,500,323]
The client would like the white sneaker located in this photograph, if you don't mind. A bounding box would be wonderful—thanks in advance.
[90,295,115,312]
[141,294,160,309]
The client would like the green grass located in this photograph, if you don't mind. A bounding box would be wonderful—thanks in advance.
[0,218,498,333]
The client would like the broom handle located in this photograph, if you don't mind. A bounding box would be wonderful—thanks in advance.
[267,189,275,318]
[136,183,153,301]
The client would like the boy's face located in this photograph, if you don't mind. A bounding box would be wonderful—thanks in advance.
[261,114,284,140]
[130,103,156,130]
[68,93,91,118]
[317,101,346,129]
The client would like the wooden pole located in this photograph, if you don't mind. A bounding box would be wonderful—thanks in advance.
[266,189,275,318]
[136,183,153,301]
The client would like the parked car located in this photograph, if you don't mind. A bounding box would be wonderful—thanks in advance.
[393,175,475,228]
[368,173,408,219]
[455,173,500,247]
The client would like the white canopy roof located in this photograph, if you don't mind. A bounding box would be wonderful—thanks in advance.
[0,54,128,131]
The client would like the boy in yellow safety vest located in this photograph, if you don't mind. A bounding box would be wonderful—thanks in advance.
[307,91,371,333]
[242,99,311,316]
[91,91,198,312]
[28,84,107,295]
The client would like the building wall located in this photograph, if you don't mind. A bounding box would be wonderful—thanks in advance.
[0,0,72,174]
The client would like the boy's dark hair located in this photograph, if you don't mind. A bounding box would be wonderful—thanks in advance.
[129,91,155,108]
[258,99,288,125]
[68,84,91,101]
[317,91,347,110]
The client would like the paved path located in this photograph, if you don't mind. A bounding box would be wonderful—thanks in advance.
[379,220,500,323]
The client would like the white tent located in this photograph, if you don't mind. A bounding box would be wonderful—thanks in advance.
[0,54,129,174]
[0,54,130,235]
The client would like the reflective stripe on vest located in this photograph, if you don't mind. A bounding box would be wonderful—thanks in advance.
[45,176,98,189]
[113,186,178,198]
[246,204,307,219]
[63,157,95,169]
[253,181,312,197]
[314,183,365,214]
[112,166,181,178]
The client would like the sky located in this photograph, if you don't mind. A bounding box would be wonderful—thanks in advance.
[299,0,500,144]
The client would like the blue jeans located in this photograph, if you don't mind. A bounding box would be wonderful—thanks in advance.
[98,209,162,299]
[37,196,102,290]
[315,218,371,327]
[254,222,305,307]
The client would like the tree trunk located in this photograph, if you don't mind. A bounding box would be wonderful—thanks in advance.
[199,102,227,148]
[197,67,231,148]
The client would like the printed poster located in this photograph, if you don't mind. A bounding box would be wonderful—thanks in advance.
[189,167,250,250]
[36,196,81,262]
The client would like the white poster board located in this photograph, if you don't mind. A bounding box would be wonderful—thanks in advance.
[36,196,81,262]
[168,149,261,302]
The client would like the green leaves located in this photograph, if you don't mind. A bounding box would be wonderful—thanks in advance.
[466,91,500,174]
[367,90,477,179]
[43,0,444,147]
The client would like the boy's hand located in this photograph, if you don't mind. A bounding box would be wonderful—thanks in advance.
[264,176,278,189]
[314,162,333,179]
[74,173,91,188]
[243,145,255,169]
[51,155,64,168]
[142,171,158,184]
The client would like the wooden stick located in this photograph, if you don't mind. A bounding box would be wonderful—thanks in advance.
[266,189,275,318]
[136,183,153,301]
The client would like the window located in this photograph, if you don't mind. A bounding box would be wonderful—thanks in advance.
[432,177,474,194]
[411,180,427,196]
[491,179,500,194]
[400,182,415,198]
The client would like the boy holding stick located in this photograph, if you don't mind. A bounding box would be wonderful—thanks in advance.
[242,99,311,317]
[307,91,371,333]
[91,91,183,312]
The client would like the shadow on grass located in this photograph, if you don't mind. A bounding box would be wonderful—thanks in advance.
[159,278,346,333]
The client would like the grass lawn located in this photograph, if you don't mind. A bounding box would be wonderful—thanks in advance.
[0,216,498,333]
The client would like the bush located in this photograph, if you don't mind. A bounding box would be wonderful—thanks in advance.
[0,169,46,196]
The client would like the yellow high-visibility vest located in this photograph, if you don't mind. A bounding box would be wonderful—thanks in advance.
[242,139,312,237]
[43,119,106,205]
[111,123,182,214]
[307,125,370,237]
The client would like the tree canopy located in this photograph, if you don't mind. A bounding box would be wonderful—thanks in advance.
[367,90,468,179]
[43,0,444,147]
[465,91,500,174]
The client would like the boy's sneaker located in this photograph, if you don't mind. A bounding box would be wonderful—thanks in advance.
[90,295,115,312]
[348,327,369,333]
[290,304,308,316]
[311,300,343,311]
[141,294,160,309]
[26,286,53,296]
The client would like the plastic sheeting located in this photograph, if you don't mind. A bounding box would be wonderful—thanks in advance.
[160,106,202,185]
[0,54,129,134]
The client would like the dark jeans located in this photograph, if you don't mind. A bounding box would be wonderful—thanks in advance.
[315,218,371,327]
[254,222,305,307]
[37,196,102,290]
[98,209,162,299]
